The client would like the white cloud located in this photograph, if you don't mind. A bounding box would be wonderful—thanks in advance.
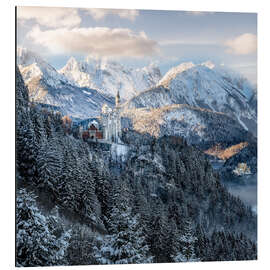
[27,26,159,58]
[225,33,257,55]
[159,39,217,46]
[184,11,214,16]
[17,6,81,28]
[84,8,139,21]
[185,11,205,16]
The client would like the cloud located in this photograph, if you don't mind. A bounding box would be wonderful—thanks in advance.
[225,33,257,55]
[83,8,139,21]
[184,11,214,16]
[17,6,81,28]
[159,39,217,46]
[185,11,205,16]
[27,26,159,58]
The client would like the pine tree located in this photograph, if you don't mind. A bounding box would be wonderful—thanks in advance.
[94,182,153,264]
[172,219,200,263]
[146,197,169,263]
[67,224,99,265]
[94,211,153,264]
[16,189,70,267]
[36,136,63,194]
[16,115,39,187]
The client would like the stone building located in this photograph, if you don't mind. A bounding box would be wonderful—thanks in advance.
[100,91,122,143]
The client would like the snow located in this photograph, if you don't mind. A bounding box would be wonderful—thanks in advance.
[128,61,257,132]
[17,47,74,88]
[17,48,115,119]
[59,56,162,100]
[83,90,92,96]
[110,143,129,162]
[158,62,195,87]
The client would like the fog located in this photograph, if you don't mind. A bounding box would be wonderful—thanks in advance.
[224,174,257,213]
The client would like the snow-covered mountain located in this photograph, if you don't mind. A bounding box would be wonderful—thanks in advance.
[59,55,162,100]
[17,48,257,139]
[121,104,253,149]
[17,48,114,119]
[17,47,74,89]
[125,61,257,135]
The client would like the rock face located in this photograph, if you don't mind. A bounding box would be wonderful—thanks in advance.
[125,62,257,136]
[59,55,162,100]
[17,48,115,119]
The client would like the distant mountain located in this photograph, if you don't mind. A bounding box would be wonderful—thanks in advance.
[121,104,253,150]
[17,47,73,88]
[17,48,114,119]
[125,61,257,135]
[59,55,162,100]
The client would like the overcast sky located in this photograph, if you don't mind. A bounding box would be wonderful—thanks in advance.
[17,6,257,83]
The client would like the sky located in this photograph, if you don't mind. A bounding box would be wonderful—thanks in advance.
[17,6,257,83]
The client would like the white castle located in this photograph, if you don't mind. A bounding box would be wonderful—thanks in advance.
[100,90,122,143]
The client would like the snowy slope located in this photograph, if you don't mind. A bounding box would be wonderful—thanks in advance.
[17,47,74,88]
[59,55,162,100]
[121,104,253,149]
[17,48,114,119]
[126,61,257,135]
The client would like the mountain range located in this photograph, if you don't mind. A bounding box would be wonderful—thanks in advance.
[17,48,257,143]
[17,48,115,119]
[124,61,257,136]
[59,55,162,100]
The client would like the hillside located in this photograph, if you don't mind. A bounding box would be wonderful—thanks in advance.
[121,104,254,150]
[16,67,257,266]
[125,62,257,135]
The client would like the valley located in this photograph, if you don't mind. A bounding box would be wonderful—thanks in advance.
[16,48,258,266]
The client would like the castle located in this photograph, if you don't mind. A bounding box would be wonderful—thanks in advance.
[100,90,122,143]
[77,91,122,143]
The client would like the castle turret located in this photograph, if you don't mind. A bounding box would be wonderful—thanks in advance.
[115,90,120,107]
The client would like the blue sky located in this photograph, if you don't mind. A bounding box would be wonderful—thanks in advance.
[17,7,257,83]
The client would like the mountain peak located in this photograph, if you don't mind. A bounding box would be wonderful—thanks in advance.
[17,47,72,88]
[201,60,215,69]
[158,62,195,87]
[67,56,78,66]
[62,56,79,72]
[60,56,162,100]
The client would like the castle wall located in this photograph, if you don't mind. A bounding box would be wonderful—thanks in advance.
[101,108,121,143]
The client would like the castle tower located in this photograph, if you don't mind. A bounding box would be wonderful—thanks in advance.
[115,90,120,107]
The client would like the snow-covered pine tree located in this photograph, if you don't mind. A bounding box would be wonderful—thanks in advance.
[94,182,153,264]
[94,212,153,264]
[76,145,100,223]
[16,116,38,186]
[16,189,70,267]
[92,160,112,230]
[36,136,64,193]
[67,224,99,265]
[59,136,80,209]
[29,106,47,144]
[172,219,200,263]
[47,206,71,265]
[146,196,169,263]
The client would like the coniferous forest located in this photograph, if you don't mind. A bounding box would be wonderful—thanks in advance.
[16,65,257,267]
